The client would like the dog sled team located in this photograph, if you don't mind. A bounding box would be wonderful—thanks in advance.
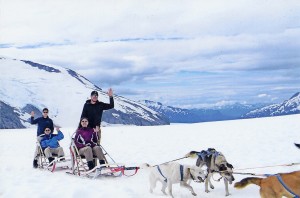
[30,89,300,198]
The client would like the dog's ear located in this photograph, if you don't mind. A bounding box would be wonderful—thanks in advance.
[227,163,233,169]
[219,164,227,171]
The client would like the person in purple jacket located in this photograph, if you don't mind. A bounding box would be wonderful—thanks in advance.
[40,126,65,164]
[75,117,106,170]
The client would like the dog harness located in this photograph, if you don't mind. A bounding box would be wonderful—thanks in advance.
[157,166,168,183]
[157,165,185,183]
[276,174,299,198]
[180,165,184,181]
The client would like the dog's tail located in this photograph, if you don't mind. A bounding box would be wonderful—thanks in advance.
[139,163,152,169]
[185,151,199,158]
[234,177,262,189]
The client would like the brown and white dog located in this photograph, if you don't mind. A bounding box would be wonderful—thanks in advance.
[143,162,207,198]
[187,148,235,196]
[234,170,300,198]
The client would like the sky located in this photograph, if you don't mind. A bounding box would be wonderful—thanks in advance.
[1,114,300,197]
[0,0,300,108]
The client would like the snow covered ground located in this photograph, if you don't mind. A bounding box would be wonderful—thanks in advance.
[0,114,300,198]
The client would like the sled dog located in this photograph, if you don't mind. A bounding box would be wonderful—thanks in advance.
[143,162,207,198]
[234,170,300,198]
[187,148,235,196]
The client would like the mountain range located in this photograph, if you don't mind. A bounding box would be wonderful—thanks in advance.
[140,92,300,123]
[1,57,299,129]
[242,92,300,118]
[0,57,169,129]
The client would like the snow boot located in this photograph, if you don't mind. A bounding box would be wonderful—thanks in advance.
[33,159,38,168]
[48,157,55,166]
[99,160,105,165]
[87,161,95,170]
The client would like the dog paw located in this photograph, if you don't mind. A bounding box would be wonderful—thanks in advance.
[210,185,214,189]
[192,192,197,196]
[205,190,210,193]
[225,193,230,196]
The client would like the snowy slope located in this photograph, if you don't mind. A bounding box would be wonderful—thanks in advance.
[0,57,169,128]
[243,92,300,118]
[0,114,300,198]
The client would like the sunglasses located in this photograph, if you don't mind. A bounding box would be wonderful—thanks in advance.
[43,111,48,113]
[91,94,98,97]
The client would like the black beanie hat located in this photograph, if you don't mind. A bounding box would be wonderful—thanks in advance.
[91,90,98,96]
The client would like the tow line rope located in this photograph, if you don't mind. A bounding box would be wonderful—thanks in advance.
[153,156,189,167]
[232,162,300,176]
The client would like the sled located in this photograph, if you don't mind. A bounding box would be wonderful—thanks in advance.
[295,143,300,149]
[68,136,139,178]
[36,140,70,172]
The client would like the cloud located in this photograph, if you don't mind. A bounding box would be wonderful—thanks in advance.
[1,0,300,107]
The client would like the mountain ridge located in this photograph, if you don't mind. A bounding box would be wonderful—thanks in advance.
[0,57,169,128]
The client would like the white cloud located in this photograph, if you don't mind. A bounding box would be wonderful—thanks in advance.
[1,0,300,107]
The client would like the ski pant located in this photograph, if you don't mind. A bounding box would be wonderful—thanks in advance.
[96,126,101,144]
[78,146,105,162]
[44,147,65,158]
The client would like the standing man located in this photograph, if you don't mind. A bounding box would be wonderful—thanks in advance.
[31,108,54,168]
[80,88,114,143]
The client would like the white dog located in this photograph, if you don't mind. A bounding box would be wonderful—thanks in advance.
[143,162,207,198]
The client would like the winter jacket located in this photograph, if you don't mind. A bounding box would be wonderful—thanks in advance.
[75,127,99,149]
[40,131,64,149]
[80,97,114,128]
[31,116,54,136]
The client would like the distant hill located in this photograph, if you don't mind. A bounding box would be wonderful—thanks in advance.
[0,57,169,129]
[242,92,300,118]
[139,100,267,123]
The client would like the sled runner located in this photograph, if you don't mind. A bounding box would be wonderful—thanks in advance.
[36,140,70,172]
[295,143,300,149]
[68,137,139,178]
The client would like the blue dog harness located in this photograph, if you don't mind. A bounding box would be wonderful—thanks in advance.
[157,165,185,183]
[276,174,299,198]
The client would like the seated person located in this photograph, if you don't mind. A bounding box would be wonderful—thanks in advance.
[40,126,65,164]
[75,117,106,170]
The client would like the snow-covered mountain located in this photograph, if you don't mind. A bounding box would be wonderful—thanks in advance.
[243,92,300,118]
[0,57,169,128]
[139,100,266,123]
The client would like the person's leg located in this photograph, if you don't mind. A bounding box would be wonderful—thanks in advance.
[51,147,65,157]
[92,146,105,165]
[79,146,94,170]
[96,126,101,144]
[44,147,55,164]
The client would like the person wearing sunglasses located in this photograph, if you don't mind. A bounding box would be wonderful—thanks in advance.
[31,108,54,168]
[80,89,114,144]
[74,117,106,170]
[31,108,54,136]
[40,126,65,164]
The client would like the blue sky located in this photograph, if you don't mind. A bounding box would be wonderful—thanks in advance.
[1,0,300,108]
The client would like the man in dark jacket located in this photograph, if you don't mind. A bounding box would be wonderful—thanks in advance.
[31,108,54,136]
[80,89,114,143]
[31,108,54,168]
